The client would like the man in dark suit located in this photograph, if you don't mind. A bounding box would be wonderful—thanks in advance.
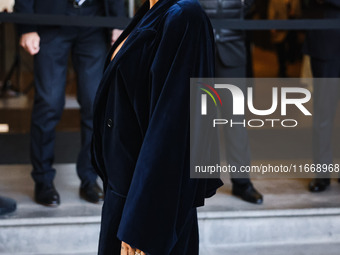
[200,0,263,204]
[304,0,340,192]
[14,0,125,206]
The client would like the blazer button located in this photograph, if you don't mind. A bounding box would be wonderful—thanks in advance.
[107,119,113,128]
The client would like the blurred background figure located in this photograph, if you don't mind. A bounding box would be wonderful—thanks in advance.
[304,0,340,192]
[0,195,16,216]
[268,0,301,77]
[200,0,263,204]
[14,0,125,207]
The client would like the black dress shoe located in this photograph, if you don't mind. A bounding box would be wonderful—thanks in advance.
[35,183,60,207]
[0,196,17,215]
[80,182,104,203]
[232,184,263,204]
[309,178,330,192]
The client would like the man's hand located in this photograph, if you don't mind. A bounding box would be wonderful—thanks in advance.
[121,241,146,255]
[111,29,123,45]
[19,32,40,55]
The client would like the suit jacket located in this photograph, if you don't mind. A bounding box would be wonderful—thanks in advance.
[91,0,223,253]
[304,0,340,60]
[14,0,125,35]
[199,0,254,67]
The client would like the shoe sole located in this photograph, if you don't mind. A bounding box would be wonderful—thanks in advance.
[34,199,60,207]
[232,190,263,205]
[79,191,103,204]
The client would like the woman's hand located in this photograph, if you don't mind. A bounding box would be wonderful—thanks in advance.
[121,241,146,255]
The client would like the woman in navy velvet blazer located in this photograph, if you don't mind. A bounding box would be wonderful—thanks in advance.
[91,0,223,254]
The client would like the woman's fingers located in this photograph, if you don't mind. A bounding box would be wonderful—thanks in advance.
[120,241,129,255]
[136,249,146,255]
[121,241,146,255]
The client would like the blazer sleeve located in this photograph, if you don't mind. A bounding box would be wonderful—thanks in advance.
[116,7,217,255]
[14,0,37,35]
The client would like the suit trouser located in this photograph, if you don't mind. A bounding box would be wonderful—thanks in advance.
[31,4,108,187]
[275,41,287,77]
[311,58,340,179]
[215,53,251,186]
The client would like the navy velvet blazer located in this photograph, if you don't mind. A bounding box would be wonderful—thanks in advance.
[92,0,223,253]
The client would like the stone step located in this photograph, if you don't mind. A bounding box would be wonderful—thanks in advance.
[1,164,340,254]
[201,242,340,255]
[0,216,100,255]
[199,208,340,251]
[2,209,340,255]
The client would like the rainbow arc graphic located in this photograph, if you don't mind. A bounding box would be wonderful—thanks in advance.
[199,83,222,106]
[198,82,222,115]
